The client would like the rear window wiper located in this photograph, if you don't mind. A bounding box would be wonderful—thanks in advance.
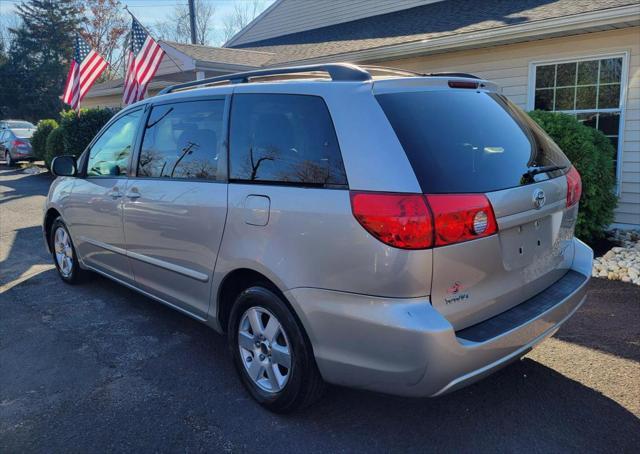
[522,165,567,178]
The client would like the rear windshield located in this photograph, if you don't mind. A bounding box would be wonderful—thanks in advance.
[376,90,570,193]
[7,121,35,129]
[14,129,34,139]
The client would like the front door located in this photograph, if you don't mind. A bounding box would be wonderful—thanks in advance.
[122,98,228,318]
[66,109,143,283]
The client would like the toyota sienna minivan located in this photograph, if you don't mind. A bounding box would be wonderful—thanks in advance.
[44,64,592,413]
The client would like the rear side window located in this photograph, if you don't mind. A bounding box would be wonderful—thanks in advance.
[138,100,224,180]
[229,94,347,186]
[376,91,570,193]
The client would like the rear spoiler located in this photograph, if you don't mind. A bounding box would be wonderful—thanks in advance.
[372,76,499,94]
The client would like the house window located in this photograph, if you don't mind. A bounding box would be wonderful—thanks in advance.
[532,56,624,180]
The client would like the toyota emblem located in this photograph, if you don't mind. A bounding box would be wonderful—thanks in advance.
[533,188,546,209]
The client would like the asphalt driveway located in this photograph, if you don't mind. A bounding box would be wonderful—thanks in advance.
[1,165,639,453]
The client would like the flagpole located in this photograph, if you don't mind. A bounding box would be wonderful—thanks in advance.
[123,5,183,73]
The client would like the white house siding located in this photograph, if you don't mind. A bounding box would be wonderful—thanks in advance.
[154,49,190,77]
[82,89,162,109]
[383,27,640,226]
[228,0,441,46]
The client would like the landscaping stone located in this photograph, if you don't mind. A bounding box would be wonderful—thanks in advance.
[592,229,640,287]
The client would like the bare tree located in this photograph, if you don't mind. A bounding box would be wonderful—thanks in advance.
[292,160,331,184]
[248,145,276,180]
[154,0,215,46]
[222,0,265,44]
[0,14,20,54]
[80,0,127,79]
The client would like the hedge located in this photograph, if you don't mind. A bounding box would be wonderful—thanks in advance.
[44,127,65,168]
[528,110,617,242]
[59,107,117,157]
[31,119,58,160]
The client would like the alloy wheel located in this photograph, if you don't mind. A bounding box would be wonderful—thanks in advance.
[54,227,74,277]
[238,306,292,393]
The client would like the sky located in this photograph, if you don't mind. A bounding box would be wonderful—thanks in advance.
[0,0,274,46]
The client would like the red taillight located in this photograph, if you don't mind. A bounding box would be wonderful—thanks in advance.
[566,166,582,208]
[350,191,498,249]
[12,139,28,148]
[350,192,434,249]
[426,194,497,246]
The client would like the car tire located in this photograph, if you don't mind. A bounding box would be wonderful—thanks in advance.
[228,285,325,413]
[50,217,86,284]
[5,151,13,167]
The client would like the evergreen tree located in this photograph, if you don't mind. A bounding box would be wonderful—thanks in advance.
[0,50,6,118]
[0,35,7,65]
[5,1,81,121]
[0,28,11,118]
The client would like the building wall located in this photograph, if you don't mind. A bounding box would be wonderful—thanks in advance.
[82,95,121,109]
[83,70,212,109]
[82,88,164,109]
[228,0,440,46]
[383,27,640,226]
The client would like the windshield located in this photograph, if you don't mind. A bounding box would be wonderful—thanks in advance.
[376,90,570,193]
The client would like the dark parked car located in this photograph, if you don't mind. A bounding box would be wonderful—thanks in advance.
[0,120,36,166]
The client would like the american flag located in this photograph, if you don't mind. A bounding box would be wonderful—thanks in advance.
[62,34,108,110]
[123,18,165,105]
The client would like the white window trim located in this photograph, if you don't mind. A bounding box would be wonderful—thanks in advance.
[526,51,630,195]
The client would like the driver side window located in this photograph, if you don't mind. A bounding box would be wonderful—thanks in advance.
[87,110,142,177]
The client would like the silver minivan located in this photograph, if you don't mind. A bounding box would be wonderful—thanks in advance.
[44,64,592,413]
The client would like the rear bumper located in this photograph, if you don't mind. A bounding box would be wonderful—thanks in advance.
[9,152,34,161]
[285,238,592,397]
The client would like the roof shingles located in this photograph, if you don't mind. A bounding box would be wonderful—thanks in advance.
[164,41,275,67]
[231,0,639,63]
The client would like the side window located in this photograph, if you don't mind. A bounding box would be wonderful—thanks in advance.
[87,110,142,177]
[229,94,347,186]
[138,100,224,180]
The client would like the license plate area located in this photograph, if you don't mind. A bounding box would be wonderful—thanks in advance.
[500,216,553,271]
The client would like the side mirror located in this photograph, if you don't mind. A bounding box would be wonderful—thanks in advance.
[51,155,77,177]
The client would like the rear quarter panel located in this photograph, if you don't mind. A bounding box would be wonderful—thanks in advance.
[214,184,432,298]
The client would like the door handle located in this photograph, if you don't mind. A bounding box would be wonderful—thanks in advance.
[125,188,141,199]
[107,189,122,199]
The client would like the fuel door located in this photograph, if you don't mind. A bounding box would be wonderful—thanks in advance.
[244,195,270,226]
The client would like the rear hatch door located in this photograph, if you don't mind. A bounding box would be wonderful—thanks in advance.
[376,83,577,330]
[13,129,34,154]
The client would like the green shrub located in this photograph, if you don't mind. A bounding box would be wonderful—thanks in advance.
[59,107,117,156]
[44,127,65,168]
[528,110,617,242]
[31,119,58,160]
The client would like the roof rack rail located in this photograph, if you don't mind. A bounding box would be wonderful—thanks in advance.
[360,65,425,77]
[158,63,372,95]
[425,72,481,79]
